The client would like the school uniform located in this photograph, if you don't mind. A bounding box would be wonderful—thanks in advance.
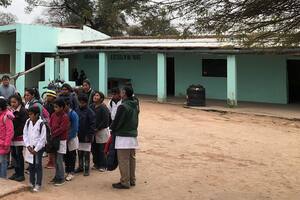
[50,111,70,183]
[91,103,110,169]
[64,109,79,175]
[23,118,47,187]
[11,106,28,180]
[76,106,96,175]
[108,99,122,122]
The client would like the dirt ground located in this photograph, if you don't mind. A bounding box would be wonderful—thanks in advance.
[3,101,300,200]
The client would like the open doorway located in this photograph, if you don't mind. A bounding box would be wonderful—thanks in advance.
[287,60,300,103]
[167,57,175,96]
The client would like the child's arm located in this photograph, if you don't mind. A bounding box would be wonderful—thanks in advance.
[4,118,14,148]
[51,115,70,138]
[69,112,79,140]
[34,124,47,153]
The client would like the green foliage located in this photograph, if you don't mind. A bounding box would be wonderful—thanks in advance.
[0,0,11,7]
[0,11,16,25]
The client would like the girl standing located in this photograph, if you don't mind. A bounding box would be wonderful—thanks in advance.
[8,94,28,181]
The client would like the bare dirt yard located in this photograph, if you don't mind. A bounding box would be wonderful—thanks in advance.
[3,101,300,200]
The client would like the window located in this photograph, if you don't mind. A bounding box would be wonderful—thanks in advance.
[202,59,227,77]
[0,54,10,73]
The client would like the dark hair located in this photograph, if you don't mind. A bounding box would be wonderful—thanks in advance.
[1,75,10,81]
[61,83,73,92]
[0,98,8,110]
[82,79,91,86]
[64,99,71,106]
[122,86,134,98]
[9,94,24,107]
[94,91,105,103]
[28,106,40,115]
[54,99,66,108]
[78,94,88,103]
[25,88,41,100]
[111,87,120,95]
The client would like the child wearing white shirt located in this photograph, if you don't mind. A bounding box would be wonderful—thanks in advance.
[23,107,47,193]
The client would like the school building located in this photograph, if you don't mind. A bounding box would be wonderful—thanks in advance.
[0,23,300,106]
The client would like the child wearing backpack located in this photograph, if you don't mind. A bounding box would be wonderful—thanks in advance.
[0,97,14,179]
[49,99,70,186]
[23,107,47,192]
[75,94,96,176]
[8,94,28,182]
[64,100,79,181]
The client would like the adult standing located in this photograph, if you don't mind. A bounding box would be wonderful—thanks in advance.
[0,75,16,100]
[82,80,95,106]
[110,86,140,189]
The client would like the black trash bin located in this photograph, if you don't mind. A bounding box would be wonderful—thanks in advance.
[186,84,206,106]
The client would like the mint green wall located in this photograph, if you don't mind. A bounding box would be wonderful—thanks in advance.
[0,33,16,76]
[237,55,287,104]
[174,53,227,99]
[77,54,99,90]
[108,53,157,95]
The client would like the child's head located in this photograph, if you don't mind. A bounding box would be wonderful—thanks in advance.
[121,86,134,99]
[1,75,10,87]
[45,90,57,103]
[53,99,66,113]
[25,88,40,103]
[0,98,8,111]
[93,91,105,104]
[64,99,71,111]
[28,106,40,122]
[78,94,88,108]
[111,88,121,101]
[61,84,72,95]
[9,94,23,109]
[82,80,91,93]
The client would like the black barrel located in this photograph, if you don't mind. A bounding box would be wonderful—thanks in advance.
[186,84,206,106]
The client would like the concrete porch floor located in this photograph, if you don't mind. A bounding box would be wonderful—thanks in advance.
[137,95,300,120]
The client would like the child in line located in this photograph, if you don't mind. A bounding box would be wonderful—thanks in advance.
[64,100,79,181]
[23,107,47,192]
[108,88,122,122]
[9,94,28,182]
[75,94,96,176]
[0,97,14,179]
[91,91,110,171]
[50,99,70,186]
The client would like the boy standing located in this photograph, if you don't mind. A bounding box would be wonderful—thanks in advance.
[23,107,47,192]
[64,100,79,181]
[108,88,122,122]
[50,99,70,186]
[75,94,96,176]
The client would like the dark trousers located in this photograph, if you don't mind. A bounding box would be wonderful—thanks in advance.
[29,149,44,186]
[78,150,90,172]
[11,146,24,177]
[64,148,76,174]
[92,141,107,169]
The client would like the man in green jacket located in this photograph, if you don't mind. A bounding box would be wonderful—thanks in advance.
[111,86,139,189]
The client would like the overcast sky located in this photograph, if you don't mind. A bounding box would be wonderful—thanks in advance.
[0,0,44,23]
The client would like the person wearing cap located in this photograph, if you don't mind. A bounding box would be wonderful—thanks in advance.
[43,89,56,169]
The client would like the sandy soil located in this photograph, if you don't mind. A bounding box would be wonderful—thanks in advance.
[3,101,300,200]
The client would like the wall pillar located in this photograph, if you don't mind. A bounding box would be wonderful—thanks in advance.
[60,58,69,82]
[99,52,108,96]
[15,50,25,96]
[157,53,167,102]
[227,55,237,107]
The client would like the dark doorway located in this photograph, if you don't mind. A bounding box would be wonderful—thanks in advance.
[287,60,300,103]
[167,57,175,96]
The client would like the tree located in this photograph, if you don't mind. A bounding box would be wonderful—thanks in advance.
[163,0,300,46]
[26,0,149,36]
[0,0,11,7]
[127,10,180,36]
[0,11,17,25]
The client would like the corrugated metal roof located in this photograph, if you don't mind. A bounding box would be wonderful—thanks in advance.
[58,38,237,48]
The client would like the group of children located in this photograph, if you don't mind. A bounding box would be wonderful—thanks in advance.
[0,81,123,193]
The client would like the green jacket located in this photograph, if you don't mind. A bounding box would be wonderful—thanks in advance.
[110,97,139,137]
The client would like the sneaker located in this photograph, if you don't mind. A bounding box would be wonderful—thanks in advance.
[65,174,74,181]
[54,179,65,186]
[9,174,18,180]
[32,185,41,192]
[92,165,99,170]
[98,168,106,172]
[112,183,130,189]
[15,176,25,182]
